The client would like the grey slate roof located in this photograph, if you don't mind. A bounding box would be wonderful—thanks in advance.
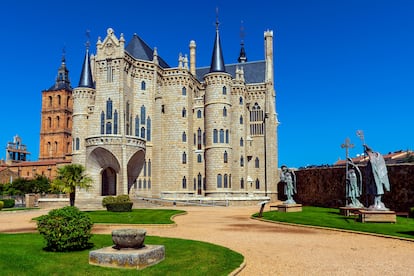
[209,27,226,72]
[78,48,95,88]
[125,34,170,68]
[196,60,266,84]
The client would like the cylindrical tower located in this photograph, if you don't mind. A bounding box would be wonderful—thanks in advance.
[204,72,233,195]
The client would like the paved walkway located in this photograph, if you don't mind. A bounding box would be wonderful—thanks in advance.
[1,206,414,275]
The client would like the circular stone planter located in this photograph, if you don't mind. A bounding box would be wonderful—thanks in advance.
[112,229,146,250]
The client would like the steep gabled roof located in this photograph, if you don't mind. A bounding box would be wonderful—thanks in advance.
[125,34,170,68]
[196,60,266,84]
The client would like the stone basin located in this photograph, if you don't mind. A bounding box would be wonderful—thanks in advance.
[112,229,146,250]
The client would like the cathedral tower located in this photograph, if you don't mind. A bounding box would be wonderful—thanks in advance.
[39,53,73,161]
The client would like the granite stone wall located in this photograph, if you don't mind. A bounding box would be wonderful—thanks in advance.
[278,164,414,212]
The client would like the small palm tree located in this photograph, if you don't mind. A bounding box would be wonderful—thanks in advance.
[51,164,93,206]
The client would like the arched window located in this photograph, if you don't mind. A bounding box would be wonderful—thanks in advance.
[106,122,112,134]
[182,108,186,118]
[240,115,243,124]
[182,152,187,164]
[224,151,228,163]
[57,95,61,106]
[106,98,113,119]
[143,179,147,189]
[222,86,227,95]
[148,179,151,189]
[219,129,224,143]
[182,132,187,142]
[140,105,146,125]
[239,97,243,105]
[143,161,147,177]
[148,159,152,176]
[182,176,187,189]
[146,117,151,141]
[225,130,229,143]
[255,157,260,168]
[48,117,52,128]
[100,112,105,134]
[75,138,80,150]
[197,128,202,150]
[67,96,70,107]
[217,174,222,188]
[240,178,244,189]
[48,96,52,107]
[240,138,244,147]
[223,107,227,117]
[141,127,145,138]
[197,154,202,163]
[56,116,60,127]
[135,116,139,136]
[141,81,146,90]
[197,110,202,118]
[255,179,260,189]
[66,117,70,128]
[114,110,118,134]
[213,129,218,143]
[224,174,228,188]
[240,156,244,167]
[182,87,187,96]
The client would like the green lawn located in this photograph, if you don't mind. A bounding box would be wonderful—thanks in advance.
[0,233,243,275]
[85,209,186,224]
[255,206,414,240]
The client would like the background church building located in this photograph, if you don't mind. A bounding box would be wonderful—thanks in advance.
[39,22,279,207]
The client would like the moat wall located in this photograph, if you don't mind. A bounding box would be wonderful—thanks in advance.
[277,164,414,212]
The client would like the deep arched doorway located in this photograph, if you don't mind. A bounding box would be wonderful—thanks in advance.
[102,167,117,196]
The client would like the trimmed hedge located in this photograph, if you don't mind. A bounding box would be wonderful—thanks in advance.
[102,195,133,212]
[105,202,133,212]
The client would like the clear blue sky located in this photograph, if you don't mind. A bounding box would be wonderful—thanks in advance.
[1,0,413,168]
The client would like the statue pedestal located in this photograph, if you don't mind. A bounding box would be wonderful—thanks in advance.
[277,204,302,213]
[339,206,363,216]
[357,209,396,223]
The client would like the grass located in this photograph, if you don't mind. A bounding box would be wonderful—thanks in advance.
[0,233,244,275]
[255,206,414,240]
[84,209,186,224]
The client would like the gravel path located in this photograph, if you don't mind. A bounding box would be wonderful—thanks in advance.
[1,206,414,275]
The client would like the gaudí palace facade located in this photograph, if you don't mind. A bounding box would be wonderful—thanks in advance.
[37,22,279,207]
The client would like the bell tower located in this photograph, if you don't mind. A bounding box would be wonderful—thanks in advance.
[39,51,73,161]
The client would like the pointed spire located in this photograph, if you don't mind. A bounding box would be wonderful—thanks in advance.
[78,30,94,88]
[49,47,71,90]
[209,8,226,73]
[238,21,247,63]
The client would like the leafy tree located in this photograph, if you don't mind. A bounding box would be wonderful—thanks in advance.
[31,175,51,194]
[51,164,93,206]
[10,178,31,195]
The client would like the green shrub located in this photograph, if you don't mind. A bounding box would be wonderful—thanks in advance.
[105,202,133,212]
[102,196,116,207]
[37,206,93,252]
[102,195,133,212]
[2,199,15,208]
[0,201,3,210]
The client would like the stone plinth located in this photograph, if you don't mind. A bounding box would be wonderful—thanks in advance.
[339,206,363,216]
[89,245,165,269]
[277,204,302,212]
[357,210,396,223]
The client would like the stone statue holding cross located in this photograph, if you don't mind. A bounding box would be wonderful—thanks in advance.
[364,144,391,210]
